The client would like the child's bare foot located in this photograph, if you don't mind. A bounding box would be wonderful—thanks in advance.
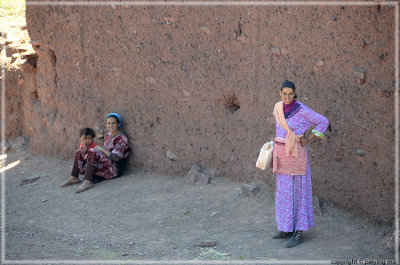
[60,176,81,188]
[75,180,94,193]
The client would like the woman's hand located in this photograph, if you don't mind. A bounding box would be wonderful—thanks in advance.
[300,133,316,147]
[299,138,307,147]
[95,145,110,157]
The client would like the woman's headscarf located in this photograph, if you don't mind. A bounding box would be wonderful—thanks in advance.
[106,113,123,128]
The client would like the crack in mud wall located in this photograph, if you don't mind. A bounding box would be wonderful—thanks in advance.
[23,5,396,223]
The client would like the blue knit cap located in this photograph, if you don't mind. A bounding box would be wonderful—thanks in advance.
[106,113,123,128]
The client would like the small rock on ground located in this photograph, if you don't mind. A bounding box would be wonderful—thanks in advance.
[241,183,260,198]
[184,163,212,185]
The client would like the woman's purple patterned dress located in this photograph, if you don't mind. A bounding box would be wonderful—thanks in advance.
[274,101,329,232]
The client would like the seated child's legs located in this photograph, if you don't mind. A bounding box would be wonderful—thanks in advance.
[71,149,86,177]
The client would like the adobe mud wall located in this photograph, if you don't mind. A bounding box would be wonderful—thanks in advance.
[1,16,32,140]
[22,4,396,222]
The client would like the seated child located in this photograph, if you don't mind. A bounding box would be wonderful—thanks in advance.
[60,127,97,187]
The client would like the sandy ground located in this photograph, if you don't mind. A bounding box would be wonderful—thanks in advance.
[1,136,395,265]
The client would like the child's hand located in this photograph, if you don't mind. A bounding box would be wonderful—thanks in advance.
[95,145,103,152]
[80,135,88,152]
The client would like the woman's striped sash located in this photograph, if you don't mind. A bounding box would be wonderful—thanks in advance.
[273,138,307,175]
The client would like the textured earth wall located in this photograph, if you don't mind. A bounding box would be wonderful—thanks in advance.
[22,3,396,222]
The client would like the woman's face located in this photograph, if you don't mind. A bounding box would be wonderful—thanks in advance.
[280,87,295,105]
[106,117,119,134]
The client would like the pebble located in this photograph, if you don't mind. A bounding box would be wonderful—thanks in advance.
[210,211,219,217]
[241,183,260,198]
[184,163,212,185]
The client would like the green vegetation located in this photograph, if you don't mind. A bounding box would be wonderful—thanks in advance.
[0,0,25,17]
[75,247,121,259]
[196,248,232,260]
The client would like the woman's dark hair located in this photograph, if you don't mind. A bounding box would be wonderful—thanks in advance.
[79,127,96,138]
[280,80,297,98]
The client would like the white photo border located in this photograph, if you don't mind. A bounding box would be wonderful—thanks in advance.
[1,1,399,264]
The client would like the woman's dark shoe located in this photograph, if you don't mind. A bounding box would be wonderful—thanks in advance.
[272,231,293,239]
[60,176,81,188]
[284,230,303,248]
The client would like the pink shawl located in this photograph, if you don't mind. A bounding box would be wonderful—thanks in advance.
[272,101,307,175]
[273,101,302,158]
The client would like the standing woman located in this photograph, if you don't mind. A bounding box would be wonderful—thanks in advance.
[272,80,329,248]
[74,113,130,193]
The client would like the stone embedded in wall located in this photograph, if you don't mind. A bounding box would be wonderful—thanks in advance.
[167,151,178,161]
[314,59,324,67]
[200,26,210,35]
[237,35,250,44]
[361,39,367,48]
[356,149,365,163]
[146,77,156,85]
[271,46,287,55]
[353,66,367,84]
[271,46,281,55]
[163,16,176,23]
[381,89,393,98]
[314,59,324,71]
[29,40,41,46]
[95,126,105,140]
[356,149,365,156]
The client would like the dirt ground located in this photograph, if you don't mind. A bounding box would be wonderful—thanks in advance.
[2,136,395,265]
